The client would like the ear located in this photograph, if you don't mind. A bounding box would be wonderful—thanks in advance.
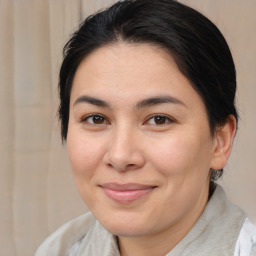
[210,115,237,170]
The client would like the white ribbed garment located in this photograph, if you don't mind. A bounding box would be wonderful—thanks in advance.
[234,218,256,256]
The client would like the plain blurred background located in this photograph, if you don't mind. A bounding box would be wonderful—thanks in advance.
[0,0,255,255]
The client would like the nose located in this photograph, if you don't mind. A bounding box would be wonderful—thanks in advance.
[103,126,145,172]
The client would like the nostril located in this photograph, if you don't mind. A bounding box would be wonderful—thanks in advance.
[123,163,137,171]
[106,163,113,168]
[105,162,137,171]
[103,147,145,171]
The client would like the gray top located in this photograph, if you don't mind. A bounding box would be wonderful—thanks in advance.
[35,185,252,256]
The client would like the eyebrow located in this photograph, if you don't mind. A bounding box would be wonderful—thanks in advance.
[73,96,110,108]
[73,95,186,109]
[136,96,186,109]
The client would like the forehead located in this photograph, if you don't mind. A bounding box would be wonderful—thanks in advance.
[74,42,177,81]
[70,43,204,110]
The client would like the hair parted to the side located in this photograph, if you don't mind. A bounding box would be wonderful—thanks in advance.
[58,0,238,180]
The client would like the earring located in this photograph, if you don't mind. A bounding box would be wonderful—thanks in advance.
[210,168,223,181]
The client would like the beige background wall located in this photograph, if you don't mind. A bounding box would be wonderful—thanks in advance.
[0,0,255,255]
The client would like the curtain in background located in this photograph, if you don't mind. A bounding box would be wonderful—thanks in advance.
[0,0,255,255]
[0,0,115,255]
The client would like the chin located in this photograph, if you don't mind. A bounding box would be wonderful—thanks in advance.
[98,213,150,237]
[106,224,148,238]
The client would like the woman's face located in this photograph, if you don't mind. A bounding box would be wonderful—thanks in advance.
[67,43,219,238]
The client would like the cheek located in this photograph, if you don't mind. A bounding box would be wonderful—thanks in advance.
[67,131,105,181]
[147,131,213,178]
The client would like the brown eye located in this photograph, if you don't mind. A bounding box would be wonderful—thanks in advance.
[92,115,105,124]
[154,116,167,125]
[84,115,107,125]
[147,115,172,125]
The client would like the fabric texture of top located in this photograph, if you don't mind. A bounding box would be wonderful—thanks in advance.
[234,218,256,255]
[35,185,256,256]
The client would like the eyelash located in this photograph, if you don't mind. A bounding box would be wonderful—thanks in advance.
[80,113,174,126]
[145,114,174,125]
[80,114,109,125]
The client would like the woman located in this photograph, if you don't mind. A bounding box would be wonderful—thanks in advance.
[35,0,256,255]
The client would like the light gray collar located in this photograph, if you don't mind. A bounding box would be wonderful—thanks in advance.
[166,185,246,256]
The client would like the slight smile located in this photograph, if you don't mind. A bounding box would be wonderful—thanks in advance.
[100,183,157,204]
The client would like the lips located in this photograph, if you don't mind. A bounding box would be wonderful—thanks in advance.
[100,183,156,204]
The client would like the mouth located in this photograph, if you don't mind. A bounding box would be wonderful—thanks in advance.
[99,183,157,204]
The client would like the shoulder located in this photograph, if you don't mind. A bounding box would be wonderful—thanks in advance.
[35,212,96,256]
[234,218,256,256]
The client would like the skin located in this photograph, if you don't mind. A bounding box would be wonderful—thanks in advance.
[67,43,236,256]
